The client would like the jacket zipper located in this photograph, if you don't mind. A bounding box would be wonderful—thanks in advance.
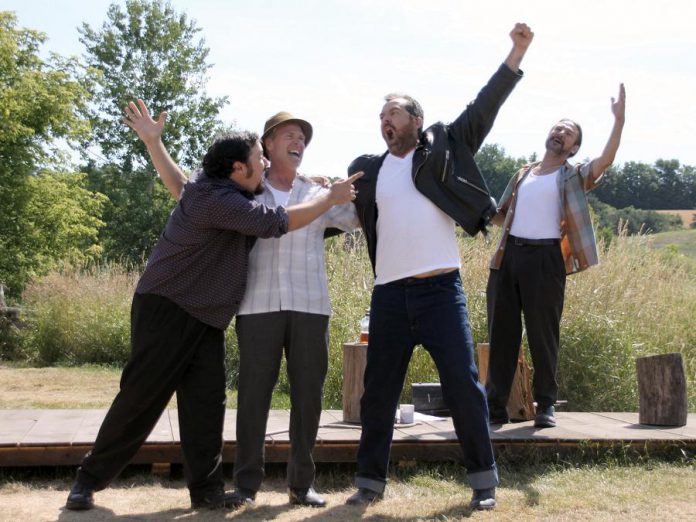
[455,175,489,196]
[440,149,450,182]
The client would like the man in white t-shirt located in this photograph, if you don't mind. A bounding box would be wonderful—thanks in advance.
[486,85,626,429]
[345,24,534,511]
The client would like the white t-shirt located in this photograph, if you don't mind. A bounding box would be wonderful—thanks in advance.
[509,169,562,239]
[266,183,291,207]
[374,151,460,285]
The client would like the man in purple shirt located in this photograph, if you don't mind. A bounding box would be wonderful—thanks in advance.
[65,100,360,512]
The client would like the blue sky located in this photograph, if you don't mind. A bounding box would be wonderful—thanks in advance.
[5,0,696,177]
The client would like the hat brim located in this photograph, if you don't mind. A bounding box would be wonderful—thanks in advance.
[261,118,313,147]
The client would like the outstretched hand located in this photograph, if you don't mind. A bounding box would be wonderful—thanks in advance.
[329,171,363,205]
[611,83,626,122]
[122,99,167,145]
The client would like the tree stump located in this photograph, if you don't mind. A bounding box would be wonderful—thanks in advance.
[636,353,687,426]
[477,343,534,421]
[342,342,367,423]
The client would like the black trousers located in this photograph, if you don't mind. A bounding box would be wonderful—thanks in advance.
[233,311,329,491]
[486,240,566,412]
[76,293,227,502]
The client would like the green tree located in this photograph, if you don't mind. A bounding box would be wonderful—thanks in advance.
[0,12,97,297]
[475,144,529,202]
[79,0,228,262]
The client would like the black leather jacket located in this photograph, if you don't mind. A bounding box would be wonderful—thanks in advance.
[349,63,523,274]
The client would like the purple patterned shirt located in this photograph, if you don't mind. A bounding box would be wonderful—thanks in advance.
[136,174,289,329]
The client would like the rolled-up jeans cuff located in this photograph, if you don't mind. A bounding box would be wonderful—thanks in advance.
[355,476,386,494]
[467,464,499,490]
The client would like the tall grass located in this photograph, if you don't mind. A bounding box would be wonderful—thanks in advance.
[5,230,695,411]
[20,264,136,365]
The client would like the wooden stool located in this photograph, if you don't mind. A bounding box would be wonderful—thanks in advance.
[636,353,687,426]
[477,343,534,421]
[342,342,367,423]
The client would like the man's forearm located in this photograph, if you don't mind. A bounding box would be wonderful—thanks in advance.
[590,117,625,180]
[145,138,188,200]
[286,193,335,231]
[504,46,526,73]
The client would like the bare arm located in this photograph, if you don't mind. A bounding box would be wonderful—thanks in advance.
[123,99,188,200]
[504,23,534,73]
[286,172,363,231]
[589,84,626,181]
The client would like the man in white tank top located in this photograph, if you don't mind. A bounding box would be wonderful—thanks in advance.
[486,86,626,429]
[345,24,535,511]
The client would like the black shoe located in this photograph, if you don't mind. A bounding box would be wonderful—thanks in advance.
[470,487,496,510]
[289,486,327,507]
[65,482,94,511]
[345,487,382,506]
[488,407,509,425]
[534,405,556,428]
[191,488,255,510]
[226,488,256,508]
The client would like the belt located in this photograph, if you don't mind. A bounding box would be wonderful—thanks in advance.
[507,235,560,247]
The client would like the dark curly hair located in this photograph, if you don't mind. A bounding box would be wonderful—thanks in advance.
[202,131,259,179]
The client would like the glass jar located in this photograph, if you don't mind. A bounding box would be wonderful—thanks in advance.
[359,309,370,343]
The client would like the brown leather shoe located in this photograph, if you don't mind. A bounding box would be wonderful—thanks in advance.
[289,486,327,507]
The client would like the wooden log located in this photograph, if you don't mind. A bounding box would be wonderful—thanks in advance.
[636,353,687,426]
[342,342,367,424]
[477,343,534,421]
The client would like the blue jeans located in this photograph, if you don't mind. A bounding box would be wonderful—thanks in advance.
[355,271,498,493]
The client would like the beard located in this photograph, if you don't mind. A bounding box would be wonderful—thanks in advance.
[545,136,573,156]
[383,123,419,157]
[253,179,266,195]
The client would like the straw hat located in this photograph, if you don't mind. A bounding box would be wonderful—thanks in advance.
[261,111,313,146]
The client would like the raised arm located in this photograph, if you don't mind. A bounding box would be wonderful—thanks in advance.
[503,23,534,73]
[123,99,188,200]
[589,84,626,181]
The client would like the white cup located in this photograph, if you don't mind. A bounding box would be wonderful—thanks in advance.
[400,404,415,424]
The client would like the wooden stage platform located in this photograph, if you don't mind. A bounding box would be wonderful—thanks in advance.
[1,410,694,467]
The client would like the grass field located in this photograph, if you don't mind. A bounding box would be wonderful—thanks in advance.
[656,209,696,228]
[648,228,696,260]
[1,454,694,521]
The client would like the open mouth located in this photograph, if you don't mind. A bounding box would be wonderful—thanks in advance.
[384,127,395,140]
[288,150,301,159]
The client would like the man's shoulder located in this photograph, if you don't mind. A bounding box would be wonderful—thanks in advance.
[349,153,385,174]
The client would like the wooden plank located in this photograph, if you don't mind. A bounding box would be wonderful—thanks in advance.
[266,409,290,442]
[71,410,106,445]
[222,410,237,440]
[0,410,694,468]
[0,410,38,446]
[21,410,85,445]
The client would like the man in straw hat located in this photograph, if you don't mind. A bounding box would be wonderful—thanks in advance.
[65,101,360,512]
[139,108,359,508]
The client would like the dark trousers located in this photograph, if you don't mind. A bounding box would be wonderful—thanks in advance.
[486,240,566,412]
[234,311,329,491]
[77,293,227,502]
[356,271,498,493]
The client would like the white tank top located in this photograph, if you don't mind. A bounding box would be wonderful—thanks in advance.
[509,168,562,239]
[374,151,460,285]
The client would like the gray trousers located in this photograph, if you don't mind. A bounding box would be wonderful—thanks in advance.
[233,311,329,491]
